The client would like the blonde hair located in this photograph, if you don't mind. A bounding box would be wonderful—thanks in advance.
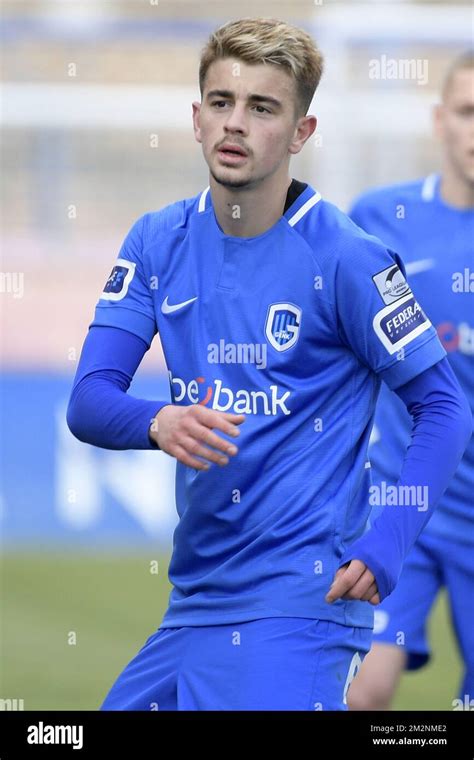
[442,50,474,100]
[199,17,324,117]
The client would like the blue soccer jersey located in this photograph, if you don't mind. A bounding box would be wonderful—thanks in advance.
[350,174,474,545]
[91,182,446,629]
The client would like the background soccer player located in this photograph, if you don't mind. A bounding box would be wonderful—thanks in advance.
[67,19,471,710]
[347,52,474,710]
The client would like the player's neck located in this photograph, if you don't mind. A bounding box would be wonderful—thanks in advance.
[209,172,292,237]
[439,167,474,210]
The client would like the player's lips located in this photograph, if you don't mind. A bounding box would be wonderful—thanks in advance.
[218,143,248,156]
[217,143,249,164]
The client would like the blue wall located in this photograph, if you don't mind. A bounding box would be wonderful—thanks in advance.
[0,373,177,548]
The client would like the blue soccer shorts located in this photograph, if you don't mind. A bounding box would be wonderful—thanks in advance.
[372,530,474,699]
[100,616,372,711]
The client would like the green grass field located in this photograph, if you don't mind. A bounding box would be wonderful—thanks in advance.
[0,551,462,710]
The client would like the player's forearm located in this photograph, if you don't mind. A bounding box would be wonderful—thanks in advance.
[66,324,169,450]
[67,372,168,450]
[340,357,472,601]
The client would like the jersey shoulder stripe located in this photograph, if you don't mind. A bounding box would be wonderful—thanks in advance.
[350,177,434,217]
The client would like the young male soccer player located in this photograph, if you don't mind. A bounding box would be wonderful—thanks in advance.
[67,20,472,710]
[347,52,474,710]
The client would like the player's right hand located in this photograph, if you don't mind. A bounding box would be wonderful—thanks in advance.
[149,404,245,471]
[325,560,380,606]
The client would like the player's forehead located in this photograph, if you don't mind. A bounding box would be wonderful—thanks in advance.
[444,67,474,106]
[203,57,294,105]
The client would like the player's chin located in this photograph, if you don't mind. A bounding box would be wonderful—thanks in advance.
[211,166,254,188]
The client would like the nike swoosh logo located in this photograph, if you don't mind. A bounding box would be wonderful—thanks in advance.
[405,259,435,276]
[161,295,198,314]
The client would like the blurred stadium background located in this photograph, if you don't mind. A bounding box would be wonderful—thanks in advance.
[1,0,472,710]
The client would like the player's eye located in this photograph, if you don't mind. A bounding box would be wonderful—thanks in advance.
[252,105,271,114]
[211,100,229,108]
[456,106,474,118]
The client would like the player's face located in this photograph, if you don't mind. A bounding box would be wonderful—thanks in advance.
[435,68,474,186]
[193,59,306,189]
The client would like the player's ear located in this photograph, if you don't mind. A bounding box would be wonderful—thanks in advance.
[288,114,317,155]
[192,101,202,143]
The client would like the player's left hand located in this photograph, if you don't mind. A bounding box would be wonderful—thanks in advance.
[325,559,380,605]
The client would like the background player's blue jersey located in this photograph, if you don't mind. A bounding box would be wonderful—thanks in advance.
[91,182,445,629]
[350,174,474,545]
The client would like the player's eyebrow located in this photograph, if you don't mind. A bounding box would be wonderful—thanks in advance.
[206,89,283,109]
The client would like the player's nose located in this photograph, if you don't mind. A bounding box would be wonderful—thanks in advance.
[223,103,249,134]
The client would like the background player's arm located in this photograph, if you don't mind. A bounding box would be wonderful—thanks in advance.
[326,357,471,604]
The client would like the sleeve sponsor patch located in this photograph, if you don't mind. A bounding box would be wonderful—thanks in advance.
[100,258,136,302]
[372,264,411,305]
[373,293,431,354]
